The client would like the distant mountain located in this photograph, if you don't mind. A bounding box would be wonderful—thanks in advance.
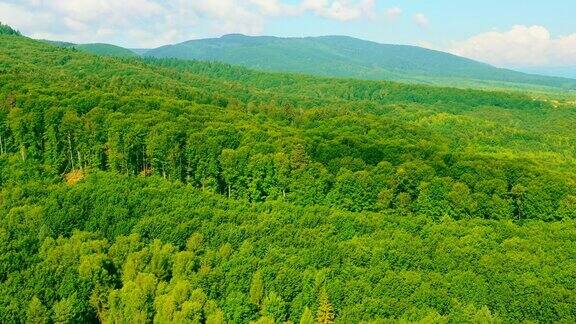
[130,48,150,56]
[145,34,576,90]
[519,66,576,80]
[44,41,138,58]
[74,43,138,58]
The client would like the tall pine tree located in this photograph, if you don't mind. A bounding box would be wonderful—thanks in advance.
[316,289,334,324]
[250,271,264,306]
[299,306,314,324]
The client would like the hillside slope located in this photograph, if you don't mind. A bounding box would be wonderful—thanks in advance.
[73,43,138,58]
[1,34,576,323]
[0,22,20,36]
[145,34,576,90]
[44,40,137,58]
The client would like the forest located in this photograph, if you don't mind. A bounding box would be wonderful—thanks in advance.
[1,30,576,323]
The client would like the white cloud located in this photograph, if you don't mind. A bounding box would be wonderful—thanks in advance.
[450,25,576,67]
[127,28,185,48]
[187,1,265,35]
[0,0,379,46]
[385,7,402,21]
[300,0,375,21]
[417,40,434,49]
[0,0,177,46]
[249,0,299,16]
[49,0,163,23]
[414,13,429,29]
[0,2,53,31]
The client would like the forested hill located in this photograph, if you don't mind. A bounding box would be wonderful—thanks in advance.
[1,33,576,323]
[144,34,576,90]
[0,25,19,36]
[43,40,138,58]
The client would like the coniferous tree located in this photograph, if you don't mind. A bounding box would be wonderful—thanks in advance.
[0,23,20,36]
[316,289,334,324]
[26,297,49,324]
[299,307,314,324]
[261,292,287,322]
[250,271,264,306]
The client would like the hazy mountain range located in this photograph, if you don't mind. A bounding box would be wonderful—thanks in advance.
[50,34,576,91]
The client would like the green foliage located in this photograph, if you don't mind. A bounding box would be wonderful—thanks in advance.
[0,23,20,36]
[44,40,138,58]
[316,289,335,324]
[261,292,287,322]
[26,297,49,324]
[0,35,576,323]
[250,271,265,306]
[52,294,81,323]
[5,34,574,220]
[73,44,138,58]
[0,173,575,322]
[299,307,314,324]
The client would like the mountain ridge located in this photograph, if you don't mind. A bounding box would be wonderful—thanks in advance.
[144,33,576,90]
[43,40,138,58]
[26,30,576,91]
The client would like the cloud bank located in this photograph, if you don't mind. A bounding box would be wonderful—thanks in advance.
[0,0,394,47]
[450,25,576,68]
[413,13,429,29]
[385,7,402,21]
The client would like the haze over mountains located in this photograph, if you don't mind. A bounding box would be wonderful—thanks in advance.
[51,34,576,91]
[142,34,576,90]
[519,66,576,80]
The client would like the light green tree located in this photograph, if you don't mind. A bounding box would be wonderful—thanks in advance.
[299,306,314,324]
[52,295,78,324]
[316,289,334,324]
[261,291,287,322]
[250,270,264,306]
[26,297,49,324]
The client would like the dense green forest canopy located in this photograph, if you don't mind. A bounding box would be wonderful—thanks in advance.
[43,40,138,58]
[144,34,576,91]
[72,43,138,58]
[1,32,576,323]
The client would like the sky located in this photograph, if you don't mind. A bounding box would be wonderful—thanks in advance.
[1,0,576,75]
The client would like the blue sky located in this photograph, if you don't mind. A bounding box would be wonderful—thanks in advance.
[1,1,575,73]
[266,1,575,45]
